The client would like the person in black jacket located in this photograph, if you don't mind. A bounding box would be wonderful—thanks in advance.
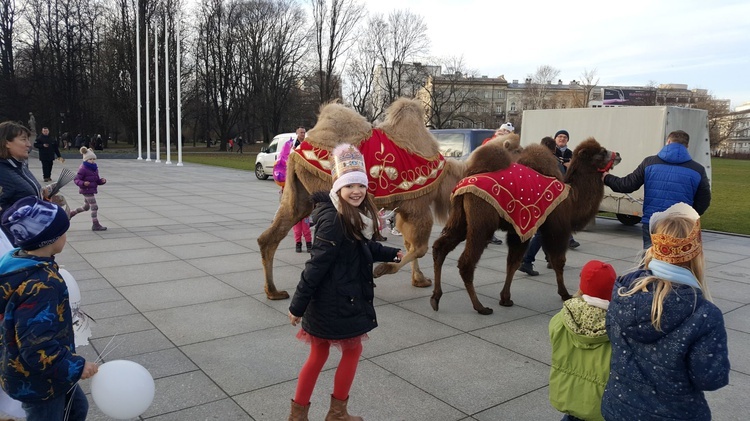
[287,144,402,421]
[33,127,63,182]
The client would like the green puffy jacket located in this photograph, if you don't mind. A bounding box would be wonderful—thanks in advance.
[549,297,611,421]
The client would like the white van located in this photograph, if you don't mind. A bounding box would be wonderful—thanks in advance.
[254,132,295,180]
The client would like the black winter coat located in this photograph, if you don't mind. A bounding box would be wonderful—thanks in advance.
[33,134,61,161]
[0,158,42,240]
[289,192,399,340]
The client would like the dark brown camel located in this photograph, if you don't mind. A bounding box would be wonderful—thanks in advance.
[431,138,620,314]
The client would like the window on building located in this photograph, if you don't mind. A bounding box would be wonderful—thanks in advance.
[510,102,516,111]
[495,105,502,113]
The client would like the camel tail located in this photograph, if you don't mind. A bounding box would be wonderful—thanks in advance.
[433,158,465,224]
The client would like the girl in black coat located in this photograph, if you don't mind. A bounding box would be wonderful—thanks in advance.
[287,144,402,421]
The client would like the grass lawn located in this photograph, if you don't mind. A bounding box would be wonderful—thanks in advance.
[701,158,750,235]
[180,150,750,235]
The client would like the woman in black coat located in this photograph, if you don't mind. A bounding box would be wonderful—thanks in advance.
[1,122,44,244]
[287,144,401,421]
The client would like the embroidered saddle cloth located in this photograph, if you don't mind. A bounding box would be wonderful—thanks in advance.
[290,128,446,200]
[452,163,569,241]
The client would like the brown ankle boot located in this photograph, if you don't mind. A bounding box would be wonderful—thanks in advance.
[325,395,363,421]
[288,399,310,421]
[92,223,108,231]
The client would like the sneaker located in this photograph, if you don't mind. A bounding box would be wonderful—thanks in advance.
[391,228,402,236]
[490,236,503,245]
[518,262,539,276]
[569,239,580,249]
[92,224,107,231]
[295,242,302,253]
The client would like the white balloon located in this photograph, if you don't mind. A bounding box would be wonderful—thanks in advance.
[91,360,155,419]
[59,268,81,307]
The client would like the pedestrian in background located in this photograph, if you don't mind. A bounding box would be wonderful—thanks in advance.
[33,127,63,182]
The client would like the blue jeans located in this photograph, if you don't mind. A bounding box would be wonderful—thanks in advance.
[642,222,652,250]
[523,231,543,264]
[22,384,88,421]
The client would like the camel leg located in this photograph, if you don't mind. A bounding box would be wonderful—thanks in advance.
[257,188,312,300]
[499,233,529,307]
[430,214,468,312]
[545,246,572,302]
[457,234,494,315]
[373,211,433,288]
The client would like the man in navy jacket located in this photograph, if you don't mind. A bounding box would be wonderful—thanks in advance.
[603,130,711,249]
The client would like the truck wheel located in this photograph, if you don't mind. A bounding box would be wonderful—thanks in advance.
[616,213,642,226]
[255,163,269,180]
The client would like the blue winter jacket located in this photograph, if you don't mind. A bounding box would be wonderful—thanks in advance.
[0,250,84,403]
[601,270,730,421]
[604,142,710,224]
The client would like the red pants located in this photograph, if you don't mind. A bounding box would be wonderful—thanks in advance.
[293,219,311,243]
[293,339,363,406]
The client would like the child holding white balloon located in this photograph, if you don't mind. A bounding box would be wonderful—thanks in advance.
[287,144,403,420]
[0,197,98,421]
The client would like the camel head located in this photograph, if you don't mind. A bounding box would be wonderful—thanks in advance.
[377,97,440,157]
[567,137,621,177]
[306,102,373,150]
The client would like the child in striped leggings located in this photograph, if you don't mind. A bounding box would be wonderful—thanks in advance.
[69,147,107,231]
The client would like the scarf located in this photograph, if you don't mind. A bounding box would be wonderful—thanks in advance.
[328,191,374,239]
[648,259,701,290]
[83,161,98,172]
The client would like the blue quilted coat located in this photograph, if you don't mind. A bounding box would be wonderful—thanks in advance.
[602,270,730,420]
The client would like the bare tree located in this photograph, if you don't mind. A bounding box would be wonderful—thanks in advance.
[694,94,736,151]
[572,67,598,108]
[523,64,560,109]
[367,10,429,117]
[0,0,20,120]
[310,0,364,104]
[421,56,482,128]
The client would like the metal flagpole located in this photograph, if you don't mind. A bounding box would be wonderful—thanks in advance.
[136,3,142,160]
[165,18,171,165]
[145,21,151,161]
[176,18,183,166]
[154,23,161,163]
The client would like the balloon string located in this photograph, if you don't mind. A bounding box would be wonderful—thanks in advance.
[95,333,122,365]
[63,383,80,421]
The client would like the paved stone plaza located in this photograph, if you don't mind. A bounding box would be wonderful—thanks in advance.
[27,156,748,420]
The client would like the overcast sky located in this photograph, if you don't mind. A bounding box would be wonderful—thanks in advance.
[364,0,750,109]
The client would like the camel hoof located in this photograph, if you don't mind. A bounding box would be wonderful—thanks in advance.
[373,263,390,278]
[430,297,440,311]
[412,278,432,288]
[266,290,290,300]
[499,298,514,307]
[478,307,494,315]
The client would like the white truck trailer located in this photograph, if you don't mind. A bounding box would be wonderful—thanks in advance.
[519,106,711,225]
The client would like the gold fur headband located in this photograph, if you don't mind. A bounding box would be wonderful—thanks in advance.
[649,203,702,264]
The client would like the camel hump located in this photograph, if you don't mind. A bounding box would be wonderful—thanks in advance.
[517,144,563,179]
[377,98,440,157]
[307,102,373,151]
[464,142,514,176]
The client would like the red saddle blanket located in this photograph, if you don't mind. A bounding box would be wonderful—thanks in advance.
[291,129,446,200]
[452,163,569,241]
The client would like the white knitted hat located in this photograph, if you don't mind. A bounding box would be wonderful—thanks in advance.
[80,147,97,161]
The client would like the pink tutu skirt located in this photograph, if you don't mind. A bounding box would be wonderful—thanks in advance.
[296,329,368,351]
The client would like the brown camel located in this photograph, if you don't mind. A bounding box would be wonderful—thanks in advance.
[257,98,466,300]
[431,138,621,314]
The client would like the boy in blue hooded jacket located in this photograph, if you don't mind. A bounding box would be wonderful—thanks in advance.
[0,197,98,421]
